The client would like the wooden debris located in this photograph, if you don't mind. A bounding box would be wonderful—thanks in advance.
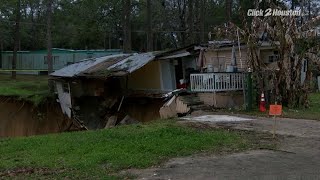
[176,96,191,114]
[117,96,125,112]
[159,95,178,118]
[104,115,117,128]
[103,98,118,109]
[119,115,138,125]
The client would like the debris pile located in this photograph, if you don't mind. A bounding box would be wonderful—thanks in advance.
[104,114,139,129]
[70,96,140,130]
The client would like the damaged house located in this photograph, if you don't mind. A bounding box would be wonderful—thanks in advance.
[49,44,249,128]
[50,50,197,129]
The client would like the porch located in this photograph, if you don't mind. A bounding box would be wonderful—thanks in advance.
[190,73,245,92]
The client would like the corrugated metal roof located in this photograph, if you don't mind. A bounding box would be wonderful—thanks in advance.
[107,52,155,76]
[80,55,130,76]
[50,53,155,78]
[1,48,123,54]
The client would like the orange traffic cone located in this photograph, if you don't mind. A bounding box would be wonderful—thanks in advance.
[259,92,266,112]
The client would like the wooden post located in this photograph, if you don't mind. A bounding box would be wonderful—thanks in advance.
[272,115,276,138]
[269,102,282,139]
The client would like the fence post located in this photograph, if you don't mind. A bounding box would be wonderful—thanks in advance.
[246,70,253,111]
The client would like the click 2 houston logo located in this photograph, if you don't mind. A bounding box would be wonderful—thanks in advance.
[247,8,302,17]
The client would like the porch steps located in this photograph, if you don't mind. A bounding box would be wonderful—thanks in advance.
[179,95,203,106]
[191,104,213,111]
[178,94,212,112]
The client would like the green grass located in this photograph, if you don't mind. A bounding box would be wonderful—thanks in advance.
[0,120,249,179]
[235,93,320,120]
[0,74,49,105]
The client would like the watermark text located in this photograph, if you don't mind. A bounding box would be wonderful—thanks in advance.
[247,8,301,17]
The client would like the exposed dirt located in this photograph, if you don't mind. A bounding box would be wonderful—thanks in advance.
[126,116,320,180]
[0,167,67,178]
[122,98,163,122]
[0,98,72,137]
[0,96,163,137]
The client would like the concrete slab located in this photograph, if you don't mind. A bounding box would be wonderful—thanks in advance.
[181,115,254,122]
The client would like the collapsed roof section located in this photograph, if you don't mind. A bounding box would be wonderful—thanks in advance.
[49,46,197,79]
[50,52,156,78]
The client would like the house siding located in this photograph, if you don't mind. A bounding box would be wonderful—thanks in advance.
[198,92,244,108]
[204,48,248,72]
[127,61,162,91]
[0,49,123,74]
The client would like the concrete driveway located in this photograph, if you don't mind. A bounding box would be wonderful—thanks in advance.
[128,115,320,180]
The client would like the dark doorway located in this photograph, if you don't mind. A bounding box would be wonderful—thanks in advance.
[174,59,183,85]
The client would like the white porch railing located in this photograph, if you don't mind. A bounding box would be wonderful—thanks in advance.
[190,73,245,92]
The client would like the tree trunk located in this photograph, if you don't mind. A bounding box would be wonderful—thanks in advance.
[12,0,21,79]
[123,0,132,53]
[47,0,54,92]
[146,0,153,51]
[188,0,194,44]
[0,38,2,69]
[109,32,112,49]
[47,0,53,74]
[178,0,187,47]
[30,4,36,50]
[194,0,200,43]
[308,0,311,20]
[301,0,304,24]
[225,0,232,22]
[200,0,205,42]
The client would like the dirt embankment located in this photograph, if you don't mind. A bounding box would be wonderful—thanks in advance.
[0,97,71,138]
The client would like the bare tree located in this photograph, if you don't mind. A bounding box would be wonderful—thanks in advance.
[242,12,320,107]
[213,1,320,107]
[12,0,21,80]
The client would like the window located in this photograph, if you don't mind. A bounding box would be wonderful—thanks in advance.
[44,56,59,65]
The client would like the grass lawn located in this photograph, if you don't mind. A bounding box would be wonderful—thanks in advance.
[0,120,251,179]
[0,74,49,105]
[235,93,320,120]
